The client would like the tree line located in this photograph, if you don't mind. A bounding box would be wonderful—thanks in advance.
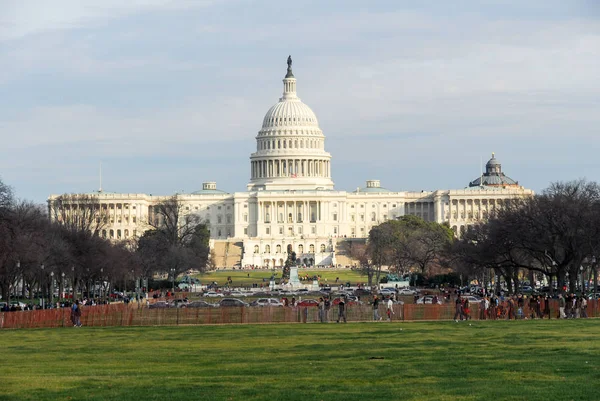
[354,179,599,295]
[0,178,210,305]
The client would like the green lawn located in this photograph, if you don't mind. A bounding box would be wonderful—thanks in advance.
[1,320,599,401]
[196,268,366,287]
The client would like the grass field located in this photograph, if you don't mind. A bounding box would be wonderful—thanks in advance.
[1,320,599,401]
[196,268,365,287]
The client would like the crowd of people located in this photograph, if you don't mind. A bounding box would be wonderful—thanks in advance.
[451,293,590,321]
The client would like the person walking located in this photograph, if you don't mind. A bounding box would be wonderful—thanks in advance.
[581,296,588,318]
[543,295,551,319]
[558,294,566,319]
[318,297,325,323]
[372,295,381,321]
[453,295,463,322]
[337,296,347,323]
[386,297,394,321]
[71,300,82,327]
[324,297,331,322]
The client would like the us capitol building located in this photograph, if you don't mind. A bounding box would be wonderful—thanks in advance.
[48,57,533,268]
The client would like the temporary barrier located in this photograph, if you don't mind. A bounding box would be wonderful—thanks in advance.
[1,300,598,329]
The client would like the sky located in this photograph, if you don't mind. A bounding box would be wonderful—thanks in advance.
[0,0,599,204]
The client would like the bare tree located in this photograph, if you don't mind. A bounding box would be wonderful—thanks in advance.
[139,195,210,278]
[48,194,109,236]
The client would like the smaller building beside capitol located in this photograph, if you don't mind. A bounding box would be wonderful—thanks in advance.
[48,57,534,268]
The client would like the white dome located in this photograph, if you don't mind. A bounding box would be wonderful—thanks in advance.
[248,57,334,192]
[261,100,319,129]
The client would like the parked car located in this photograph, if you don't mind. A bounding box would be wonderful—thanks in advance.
[172,299,189,308]
[148,301,171,309]
[297,299,319,307]
[332,296,363,306]
[379,289,397,296]
[397,288,417,296]
[462,295,482,303]
[416,296,443,305]
[354,288,372,297]
[181,301,214,308]
[204,291,224,298]
[10,301,27,310]
[250,298,283,307]
[226,291,247,297]
[218,298,249,307]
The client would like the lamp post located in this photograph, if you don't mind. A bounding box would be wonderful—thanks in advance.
[40,264,45,309]
[170,268,175,294]
[71,266,76,301]
[580,265,584,295]
[50,271,54,307]
[61,272,65,302]
[593,257,598,298]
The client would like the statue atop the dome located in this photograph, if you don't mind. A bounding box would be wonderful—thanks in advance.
[285,55,294,78]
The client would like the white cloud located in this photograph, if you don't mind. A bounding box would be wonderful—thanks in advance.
[0,0,217,41]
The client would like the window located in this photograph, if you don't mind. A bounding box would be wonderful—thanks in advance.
[218,230,221,237]
[320,244,326,252]
[226,215,232,224]
[371,212,376,222]
[266,227,270,235]
[218,206,222,210]
[132,216,136,223]
[360,214,365,221]
[276,245,281,253]
[333,227,338,234]
[217,215,222,224]
[351,205,355,208]
[298,244,304,253]
[124,229,129,237]
[265,213,271,223]
[254,245,259,254]
[351,214,355,222]
[311,226,316,234]
[110,229,114,238]
[244,227,248,235]
[309,244,315,253]
[297,213,302,222]
[298,227,303,234]
[265,245,271,253]
[333,213,337,221]
[279,227,283,235]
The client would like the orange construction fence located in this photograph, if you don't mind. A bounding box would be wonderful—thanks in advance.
[1,300,598,329]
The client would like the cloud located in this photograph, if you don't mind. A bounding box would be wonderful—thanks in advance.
[0,1,599,202]
[0,0,217,41]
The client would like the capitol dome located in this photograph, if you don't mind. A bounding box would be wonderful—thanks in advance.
[248,56,334,192]
[261,101,319,129]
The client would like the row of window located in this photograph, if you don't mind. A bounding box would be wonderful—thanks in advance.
[101,229,136,239]
[259,137,322,151]
[254,244,329,254]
